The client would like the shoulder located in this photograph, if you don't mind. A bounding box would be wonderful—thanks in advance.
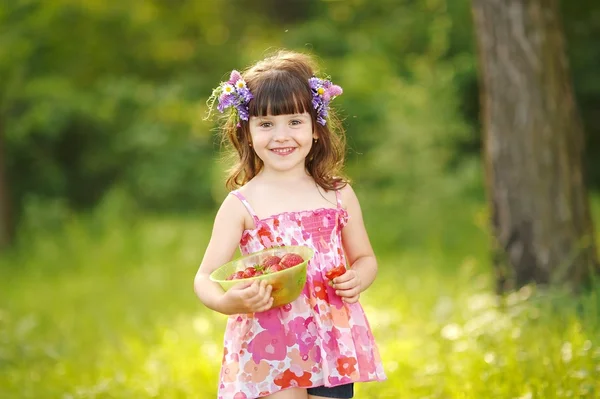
[337,182,359,209]
[216,190,248,223]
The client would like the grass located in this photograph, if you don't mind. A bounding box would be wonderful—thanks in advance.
[1,194,600,398]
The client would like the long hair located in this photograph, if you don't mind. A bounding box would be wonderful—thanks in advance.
[219,50,348,191]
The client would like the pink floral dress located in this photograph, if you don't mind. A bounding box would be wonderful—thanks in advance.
[218,190,386,399]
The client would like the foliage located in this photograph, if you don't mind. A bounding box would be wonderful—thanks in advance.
[2,0,599,227]
[2,1,600,397]
[2,191,600,398]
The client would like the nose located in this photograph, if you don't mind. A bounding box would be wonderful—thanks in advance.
[272,124,291,141]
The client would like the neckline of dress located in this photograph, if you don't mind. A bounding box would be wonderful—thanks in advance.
[243,207,345,234]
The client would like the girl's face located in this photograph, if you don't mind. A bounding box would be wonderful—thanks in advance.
[249,112,316,174]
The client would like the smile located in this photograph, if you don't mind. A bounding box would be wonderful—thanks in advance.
[270,147,296,156]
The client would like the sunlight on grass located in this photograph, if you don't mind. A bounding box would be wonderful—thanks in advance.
[1,199,600,398]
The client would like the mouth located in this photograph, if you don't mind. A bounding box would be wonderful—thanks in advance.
[269,147,296,156]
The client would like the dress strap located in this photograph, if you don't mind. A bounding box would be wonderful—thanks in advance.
[335,188,343,209]
[231,190,260,223]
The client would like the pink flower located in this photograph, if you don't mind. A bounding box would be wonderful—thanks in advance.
[328,84,343,97]
[256,308,284,332]
[324,326,342,352]
[289,316,318,356]
[328,375,353,386]
[351,324,372,346]
[356,347,376,376]
[248,330,287,363]
[229,70,243,84]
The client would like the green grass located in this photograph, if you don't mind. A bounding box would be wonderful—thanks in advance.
[1,197,600,398]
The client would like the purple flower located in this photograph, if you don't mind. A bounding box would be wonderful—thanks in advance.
[217,94,235,113]
[210,71,341,126]
[215,70,253,121]
[308,77,321,90]
[238,87,253,103]
[237,105,249,121]
[308,76,343,126]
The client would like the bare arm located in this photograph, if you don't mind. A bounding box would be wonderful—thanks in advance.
[333,184,378,302]
[193,194,273,315]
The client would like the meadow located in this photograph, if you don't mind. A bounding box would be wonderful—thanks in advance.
[1,191,599,399]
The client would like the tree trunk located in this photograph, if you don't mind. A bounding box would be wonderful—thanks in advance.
[471,0,598,292]
[0,118,13,249]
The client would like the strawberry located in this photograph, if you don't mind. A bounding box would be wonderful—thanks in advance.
[228,270,246,280]
[325,265,346,280]
[279,253,304,269]
[261,255,281,268]
[265,263,284,274]
[242,266,257,278]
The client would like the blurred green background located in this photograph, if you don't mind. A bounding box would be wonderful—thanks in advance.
[1,0,600,398]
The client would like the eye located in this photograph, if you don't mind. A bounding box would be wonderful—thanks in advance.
[259,121,272,128]
[289,119,302,126]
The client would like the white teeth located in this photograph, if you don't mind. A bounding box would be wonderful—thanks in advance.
[272,148,294,155]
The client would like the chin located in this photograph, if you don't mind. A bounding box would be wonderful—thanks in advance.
[263,160,307,173]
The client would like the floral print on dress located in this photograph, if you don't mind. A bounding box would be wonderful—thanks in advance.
[217,190,386,399]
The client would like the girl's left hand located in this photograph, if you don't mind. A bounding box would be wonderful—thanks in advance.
[331,269,361,303]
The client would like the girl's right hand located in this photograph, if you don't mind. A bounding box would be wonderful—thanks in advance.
[219,279,274,315]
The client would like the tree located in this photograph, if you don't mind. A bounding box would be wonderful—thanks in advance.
[471,0,598,291]
[0,0,242,240]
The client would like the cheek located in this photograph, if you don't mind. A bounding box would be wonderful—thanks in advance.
[296,127,314,145]
[252,137,270,150]
[248,131,266,146]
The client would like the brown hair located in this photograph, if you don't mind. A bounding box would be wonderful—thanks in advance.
[218,50,348,191]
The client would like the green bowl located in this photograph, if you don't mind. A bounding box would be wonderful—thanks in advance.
[210,245,314,308]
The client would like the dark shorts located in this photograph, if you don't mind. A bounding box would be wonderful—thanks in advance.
[307,383,354,398]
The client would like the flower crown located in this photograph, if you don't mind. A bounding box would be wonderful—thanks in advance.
[206,70,253,122]
[206,70,342,126]
[308,77,343,126]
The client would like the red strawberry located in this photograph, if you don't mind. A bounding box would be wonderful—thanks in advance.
[228,270,245,280]
[242,267,257,278]
[261,255,281,268]
[279,253,304,269]
[265,263,284,274]
[325,265,346,280]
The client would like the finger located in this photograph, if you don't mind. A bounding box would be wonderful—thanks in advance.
[342,294,360,304]
[250,287,273,311]
[256,296,274,312]
[256,280,267,298]
[258,283,273,304]
[243,280,261,299]
[332,271,354,284]
[248,282,271,307]
[231,279,254,290]
[333,279,360,290]
[256,291,272,309]
[265,284,273,299]
[336,286,360,298]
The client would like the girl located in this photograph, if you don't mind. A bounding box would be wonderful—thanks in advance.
[195,50,386,399]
